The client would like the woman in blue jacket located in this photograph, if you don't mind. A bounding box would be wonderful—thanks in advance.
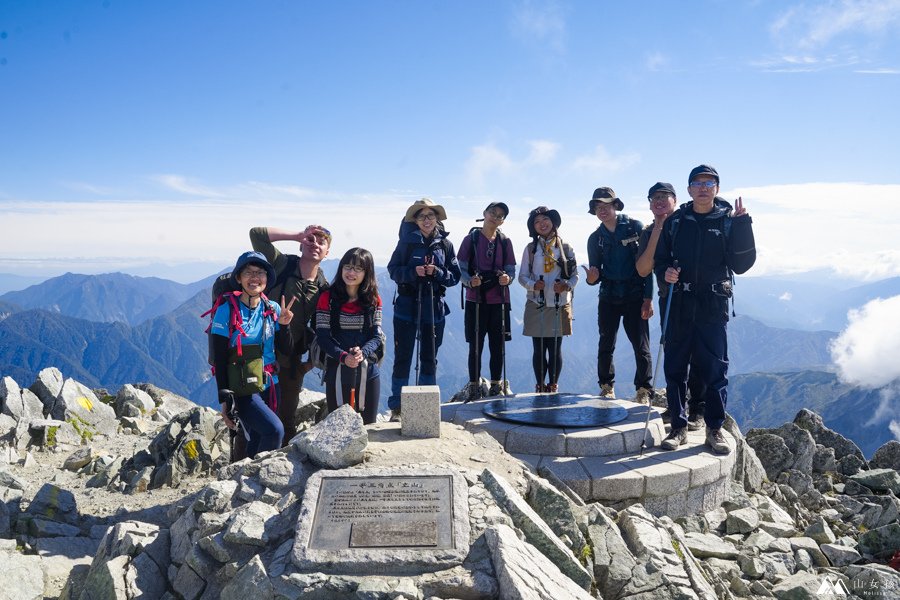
[315,247,384,425]
[386,198,461,421]
[211,251,295,457]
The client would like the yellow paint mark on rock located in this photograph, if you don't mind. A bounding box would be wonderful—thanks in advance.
[77,396,94,412]
[183,439,199,461]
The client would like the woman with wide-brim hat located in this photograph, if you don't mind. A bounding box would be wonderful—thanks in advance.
[210,251,295,457]
[517,207,579,393]
[386,198,461,420]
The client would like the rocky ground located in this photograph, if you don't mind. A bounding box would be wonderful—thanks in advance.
[4,367,900,600]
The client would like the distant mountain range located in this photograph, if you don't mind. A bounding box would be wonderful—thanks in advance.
[0,268,897,456]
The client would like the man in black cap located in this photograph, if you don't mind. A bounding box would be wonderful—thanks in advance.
[584,187,653,402]
[636,182,706,431]
[653,165,756,454]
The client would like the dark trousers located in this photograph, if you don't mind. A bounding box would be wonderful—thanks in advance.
[658,296,705,413]
[275,354,306,444]
[235,386,284,458]
[325,361,380,425]
[664,319,728,431]
[597,298,652,390]
[389,316,445,411]
[532,337,563,385]
[465,302,507,381]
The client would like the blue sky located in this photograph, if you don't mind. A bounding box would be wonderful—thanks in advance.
[2,0,899,282]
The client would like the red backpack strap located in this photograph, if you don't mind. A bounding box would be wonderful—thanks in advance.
[225,291,249,357]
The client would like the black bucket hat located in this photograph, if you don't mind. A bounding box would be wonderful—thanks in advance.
[688,164,719,185]
[647,182,676,199]
[231,251,275,286]
[527,206,561,237]
[588,187,624,212]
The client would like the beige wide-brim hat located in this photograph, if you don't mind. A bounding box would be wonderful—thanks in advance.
[404,198,448,223]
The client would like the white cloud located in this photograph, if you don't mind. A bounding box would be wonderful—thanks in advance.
[830,295,900,387]
[779,292,792,301]
[729,182,900,280]
[571,145,640,174]
[854,67,900,74]
[511,0,566,54]
[152,174,225,198]
[761,0,900,71]
[464,139,559,187]
[772,0,900,49]
[645,52,669,72]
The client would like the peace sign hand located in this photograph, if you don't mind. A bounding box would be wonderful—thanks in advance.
[278,295,297,325]
[733,196,748,217]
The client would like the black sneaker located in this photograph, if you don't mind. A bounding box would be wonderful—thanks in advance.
[661,428,688,450]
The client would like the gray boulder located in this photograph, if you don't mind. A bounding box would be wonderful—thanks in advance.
[484,524,595,600]
[850,468,900,495]
[584,505,636,600]
[846,563,900,600]
[747,424,816,481]
[221,555,272,600]
[793,409,865,462]
[859,523,900,559]
[134,383,195,421]
[29,367,64,414]
[50,378,118,437]
[0,552,44,600]
[870,440,900,471]
[523,470,587,554]
[1,376,44,422]
[114,384,155,418]
[293,404,367,469]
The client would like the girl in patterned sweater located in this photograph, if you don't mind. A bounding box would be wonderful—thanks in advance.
[315,247,384,424]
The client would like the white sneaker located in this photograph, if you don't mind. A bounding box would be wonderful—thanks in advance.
[599,384,615,399]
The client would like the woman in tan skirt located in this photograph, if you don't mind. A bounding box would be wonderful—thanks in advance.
[517,207,579,392]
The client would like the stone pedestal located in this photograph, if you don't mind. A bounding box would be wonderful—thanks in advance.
[401,385,441,438]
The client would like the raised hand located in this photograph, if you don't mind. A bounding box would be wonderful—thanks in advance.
[278,295,297,325]
[734,196,748,217]
[581,265,600,285]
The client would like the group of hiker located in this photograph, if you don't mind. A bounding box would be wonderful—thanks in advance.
[208,163,756,459]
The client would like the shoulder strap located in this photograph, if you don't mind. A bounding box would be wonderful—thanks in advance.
[269,254,300,297]
[467,227,480,276]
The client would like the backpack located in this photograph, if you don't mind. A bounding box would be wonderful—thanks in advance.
[265,254,300,300]
[202,290,279,395]
[307,293,387,377]
[594,216,642,263]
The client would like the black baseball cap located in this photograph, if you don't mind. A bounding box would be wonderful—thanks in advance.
[688,165,719,185]
[647,182,676,199]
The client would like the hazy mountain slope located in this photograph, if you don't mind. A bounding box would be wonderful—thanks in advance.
[0,272,210,326]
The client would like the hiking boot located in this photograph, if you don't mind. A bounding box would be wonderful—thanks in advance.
[389,409,401,422]
[687,411,704,431]
[599,384,615,399]
[706,427,730,455]
[546,383,559,393]
[635,387,652,404]
[535,383,545,393]
[661,428,688,451]
[461,381,483,403]
[489,380,512,396]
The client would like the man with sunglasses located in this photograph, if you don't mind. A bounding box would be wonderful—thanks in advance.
[251,224,331,443]
[653,165,756,454]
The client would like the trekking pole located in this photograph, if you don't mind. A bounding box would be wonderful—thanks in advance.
[474,273,481,397]
[428,278,436,380]
[500,277,508,398]
[639,261,678,456]
[538,274,545,392]
[414,280,422,385]
[552,281,561,393]
[349,364,357,410]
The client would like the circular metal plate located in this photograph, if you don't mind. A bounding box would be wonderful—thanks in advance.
[482,393,629,428]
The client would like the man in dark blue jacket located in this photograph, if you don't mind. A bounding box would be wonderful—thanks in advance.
[653,165,756,454]
[584,187,654,402]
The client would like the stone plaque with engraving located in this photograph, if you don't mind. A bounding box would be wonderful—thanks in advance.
[293,467,470,575]
[309,474,453,550]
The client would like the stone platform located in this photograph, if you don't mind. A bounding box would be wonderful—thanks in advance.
[441,392,736,518]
